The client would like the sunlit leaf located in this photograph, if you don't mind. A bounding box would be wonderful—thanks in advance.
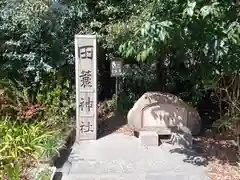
[186,1,196,17]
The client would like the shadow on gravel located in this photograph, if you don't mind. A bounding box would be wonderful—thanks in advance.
[169,131,239,167]
[193,131,239,166]
[97,115,127,139]
[169,146,208,166]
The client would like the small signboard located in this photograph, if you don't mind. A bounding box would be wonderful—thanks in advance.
[110,60,123,77]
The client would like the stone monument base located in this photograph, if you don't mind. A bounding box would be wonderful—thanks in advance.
[136,126,193,148]
[138,131,159,146]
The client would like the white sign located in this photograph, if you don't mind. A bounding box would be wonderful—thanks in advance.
[110,60,122,77]
[75,35,97,141]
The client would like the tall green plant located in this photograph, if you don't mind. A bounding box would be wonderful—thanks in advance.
[0,116,58,179]
[36,73,75,128]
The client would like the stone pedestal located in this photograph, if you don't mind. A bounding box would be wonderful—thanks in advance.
[139,131,159,147]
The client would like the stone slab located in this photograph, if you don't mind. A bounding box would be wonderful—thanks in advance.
[62,173,145,180]
[139,131,159,146]
[62,173,208,180]
[59,134,209,180]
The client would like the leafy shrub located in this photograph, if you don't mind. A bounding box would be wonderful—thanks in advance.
[0,116,60,179]
[36,77,75,128]
[0,80,38,121]
[0,74,75,125]
[211,74,240,133]
[0,72,74,178]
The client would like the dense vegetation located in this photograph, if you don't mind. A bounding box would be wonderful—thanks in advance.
[0,0,239,179]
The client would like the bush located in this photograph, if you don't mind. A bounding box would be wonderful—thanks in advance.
[0,74,75,124]
[0,75,74,179]
[0,116,61,179]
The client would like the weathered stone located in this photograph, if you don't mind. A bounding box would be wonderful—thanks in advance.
[127,92,201,135]
[139,131,159,146]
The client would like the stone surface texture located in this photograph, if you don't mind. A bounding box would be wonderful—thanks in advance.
[139,131,159,146]
[59,134,209,180]
[127,92,201,135]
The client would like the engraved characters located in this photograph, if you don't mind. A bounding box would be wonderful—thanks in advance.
[79,70,92,88]
[78,44,95,137]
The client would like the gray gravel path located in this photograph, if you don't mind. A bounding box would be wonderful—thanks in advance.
[58,134,209,180]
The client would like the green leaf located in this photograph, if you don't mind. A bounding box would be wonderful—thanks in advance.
[159,29,167,41]
[126,47,133,57]
[141,50,148,61]
[141,28,145,36]
[145,21,151,31]
[186,1,196,17]
[136,54,141,61]
[215,69,220,75]
[200,5,212,18]
[159,21,173,28]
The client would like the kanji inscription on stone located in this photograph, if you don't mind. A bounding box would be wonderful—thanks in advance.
[79,121,94,133]
[78,46,93,59]
[79,70,92,88]
[79,94,94,113]
[75,35,97,141]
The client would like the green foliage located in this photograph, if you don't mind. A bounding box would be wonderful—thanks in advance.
[39,136,65,162]
[0,0,89,83]
[0,71,75,125]
[103,98,117,113]
[0,116,60,179]
[114,0,240,107]
[35,167,53,180]
[0,80,37,121]
[36,72,75,128]
[3,162,21,180]
[212,74,240,132]
[0,73,73,178]
[0,1,78,178]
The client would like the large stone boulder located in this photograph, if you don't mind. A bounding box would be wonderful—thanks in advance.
[127,92,201,135]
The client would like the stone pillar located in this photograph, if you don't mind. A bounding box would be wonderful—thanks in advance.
[75,35,97,141]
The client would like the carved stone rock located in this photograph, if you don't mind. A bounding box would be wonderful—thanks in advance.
[127,92,201,135]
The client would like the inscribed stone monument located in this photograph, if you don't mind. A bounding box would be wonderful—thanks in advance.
[127,92,201,135]
[75,35,97,141]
